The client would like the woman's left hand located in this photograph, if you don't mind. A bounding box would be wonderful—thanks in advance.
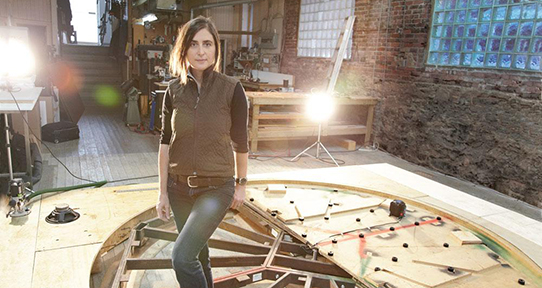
[230,184,246,210]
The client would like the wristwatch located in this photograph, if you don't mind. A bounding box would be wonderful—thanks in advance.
[235,177,248,185]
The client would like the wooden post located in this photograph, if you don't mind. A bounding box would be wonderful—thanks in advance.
[250,104,260,152]
[364,105,375,146]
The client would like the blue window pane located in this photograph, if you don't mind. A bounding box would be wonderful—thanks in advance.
[533,38,542,53]
[451,53,461,65]
[476,38,487,51]
[493,7,507,21]
[456,10,467,23]
[492,22,504,36]
[444,26,453,37]
[463,53,472,65]
[481,8,492,21]
[467,24,477,36]
[464,39,475,51]
[468,9,479,22]
[508,5,521,20]
[473,53,485,66]
[436,0,446,11]
[437,12,445,24]
[489,38,501,51]
[428,0,540,70]
[431,39,441,50]
[502,38,515,51]
[522,5,536,20]
[499,54,512,68]
[505,22,518,36]
[429,52,439,64]
[520,22,533,36]
[454,25,465,37]
[442,39,452,51]
[439,53,450,65]
[514,55,526,69]
[453,39,463,51]
[536,22,542,36]
[470,0,481,8]
[478,23,490,36]
[486,54,498,67]
[434,26,444,37]
[446,12,455,23]
[528,56,540,71]
[517,39,530,53]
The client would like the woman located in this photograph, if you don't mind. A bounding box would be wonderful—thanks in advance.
[156,16,249,288]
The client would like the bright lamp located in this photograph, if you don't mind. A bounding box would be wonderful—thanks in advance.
[306,92,334,122]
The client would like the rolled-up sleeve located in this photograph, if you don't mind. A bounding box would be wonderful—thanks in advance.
[230,82,249,153]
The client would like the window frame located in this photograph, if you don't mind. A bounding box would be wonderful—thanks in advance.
[425,0,542,72]
[297,0,355,59]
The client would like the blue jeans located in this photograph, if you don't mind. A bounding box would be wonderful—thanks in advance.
[167,175,235,288]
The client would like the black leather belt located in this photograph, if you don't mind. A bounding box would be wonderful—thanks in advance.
[174,175,233,188]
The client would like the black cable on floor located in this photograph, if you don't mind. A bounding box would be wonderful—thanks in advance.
[7,89,98,183]
[7,89,160,185]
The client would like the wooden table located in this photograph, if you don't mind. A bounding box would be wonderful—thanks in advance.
[246,92,378,152]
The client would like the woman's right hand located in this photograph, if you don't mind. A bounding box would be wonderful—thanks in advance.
[156,193,171,221]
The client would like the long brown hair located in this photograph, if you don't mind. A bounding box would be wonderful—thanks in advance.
[169,16,221,84]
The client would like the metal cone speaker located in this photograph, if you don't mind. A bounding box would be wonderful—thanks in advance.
[45,203,80,224]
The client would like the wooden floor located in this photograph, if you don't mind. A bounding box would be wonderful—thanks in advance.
[34,104,541,222]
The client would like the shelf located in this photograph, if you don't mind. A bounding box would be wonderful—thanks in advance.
[246,92,377,152]
[251,124,367,140]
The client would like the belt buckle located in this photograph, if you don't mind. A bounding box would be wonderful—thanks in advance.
[187,176,198,188]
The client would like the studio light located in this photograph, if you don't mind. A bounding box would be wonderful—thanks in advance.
[306,92,334,122]
[291,91,340,166]
[0,27,35,79]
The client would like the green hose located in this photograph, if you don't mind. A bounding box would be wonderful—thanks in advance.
[27,181,108,201]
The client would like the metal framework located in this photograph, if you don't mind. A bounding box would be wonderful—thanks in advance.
[110,206,357,288]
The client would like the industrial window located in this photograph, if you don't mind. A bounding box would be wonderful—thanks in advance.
[427,0,542,71]
[297,0,354,58]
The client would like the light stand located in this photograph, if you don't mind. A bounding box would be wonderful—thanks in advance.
[291,93,339,167]
[291,122,339,167]
[4,113,14,180]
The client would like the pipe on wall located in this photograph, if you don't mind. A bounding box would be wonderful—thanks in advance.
[190,0,260,19]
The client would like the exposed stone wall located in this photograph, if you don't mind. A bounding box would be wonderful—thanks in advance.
[281,0,542,207]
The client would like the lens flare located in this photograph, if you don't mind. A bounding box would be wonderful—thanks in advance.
[94,85,121,107]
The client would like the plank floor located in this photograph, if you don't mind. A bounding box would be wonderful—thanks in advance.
[34,105,540,221]
[33,104,540,288]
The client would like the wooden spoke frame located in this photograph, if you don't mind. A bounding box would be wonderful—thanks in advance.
[111,207,357,288]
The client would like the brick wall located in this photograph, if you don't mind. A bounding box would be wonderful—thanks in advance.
[281,0,542,207]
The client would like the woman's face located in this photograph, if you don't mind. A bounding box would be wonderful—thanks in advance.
[187,28,216,72]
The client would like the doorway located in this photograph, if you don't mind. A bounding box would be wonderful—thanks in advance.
[70,0,99,44]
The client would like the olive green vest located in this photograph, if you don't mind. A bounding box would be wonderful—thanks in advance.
[167,70,238,177]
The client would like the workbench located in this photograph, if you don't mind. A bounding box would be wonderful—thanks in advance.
[246,92,378,152]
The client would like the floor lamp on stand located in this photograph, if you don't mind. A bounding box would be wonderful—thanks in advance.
[290,93,339,167]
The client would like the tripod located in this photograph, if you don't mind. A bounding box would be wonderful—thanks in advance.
[291,123,339,167]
